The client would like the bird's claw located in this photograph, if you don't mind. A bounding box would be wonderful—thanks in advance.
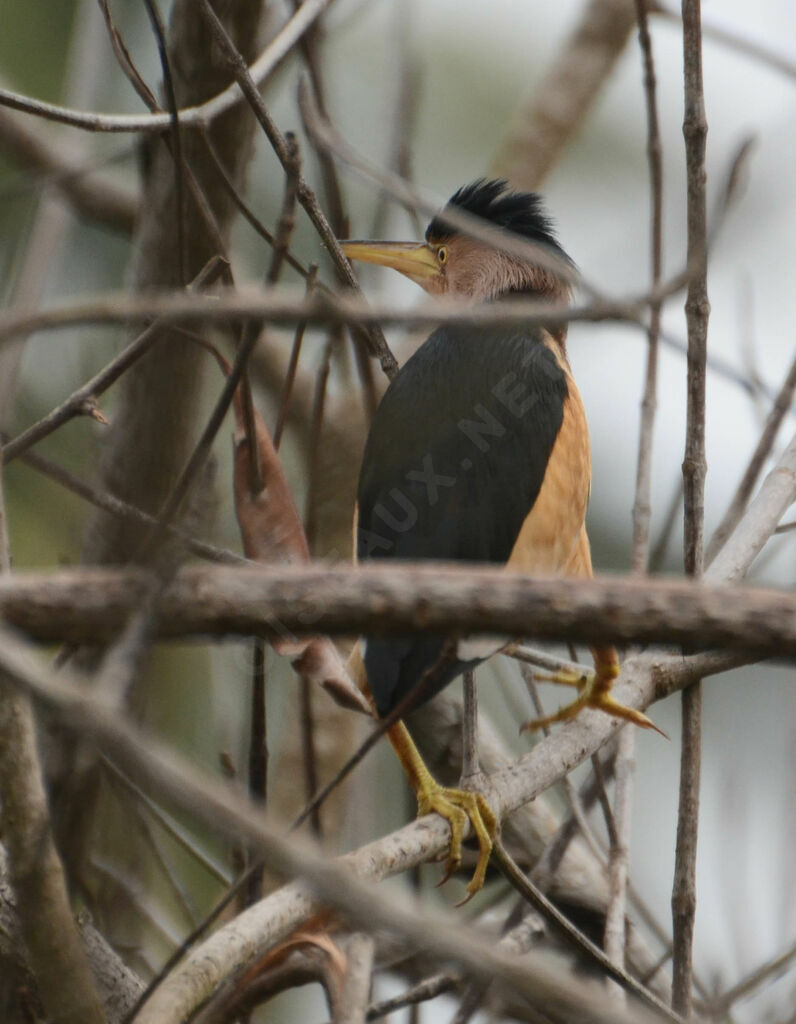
[522,665,666,737]
[415,781,498,900]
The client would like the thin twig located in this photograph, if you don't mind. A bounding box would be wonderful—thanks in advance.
[631,0,664,573]
[274,266,319,450]
[0,281,774,403]
[246,638,267,905]
[492,839,682,1021]
[0,0,336,133]
[1,255,228,465]
[673,1,710,1014]
[305,331,337,549]
[590,751,620,850]
[198,125,315,282]
[100,756,231,886]
[134,307,267,562]
[366,972,457,1020]
[650,477,684,571]
[530,745,616,887]
[97,0,160,110]
[0,282,684,361]
[239,130,302,495]
[606,0,664,990]
[105,770,200,927]
[89,857,182,950]
[266,134,302,287]
[707,937,796,1016]
[197,0,398,382]
[11,439,243,564]
[290,4,348,238]
[706,349,796,563]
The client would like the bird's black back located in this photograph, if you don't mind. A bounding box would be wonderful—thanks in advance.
[357,323,568,715]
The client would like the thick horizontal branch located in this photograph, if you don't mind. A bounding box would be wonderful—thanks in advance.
[1,563,794,657]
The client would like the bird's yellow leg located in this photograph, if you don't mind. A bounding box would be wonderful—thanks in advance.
[523,646,665,736]
[387,720,498,899]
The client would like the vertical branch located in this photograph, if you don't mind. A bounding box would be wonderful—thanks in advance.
[242,133,301,498]
[681,5,710,579]
[273,265,319,450]
[305,332,337,549]
[603,727,635,981]
[631,0,664,574]
[673,0,710,1015]
[198,0,398,383]
[300,677,323,837]
[460,669,480,782]
[239,147,302,895]
[333,933,375,1024]
[605,0,665,988]
[246,638,267,904]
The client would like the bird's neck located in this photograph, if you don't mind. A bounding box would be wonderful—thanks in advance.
[499,276,571,354]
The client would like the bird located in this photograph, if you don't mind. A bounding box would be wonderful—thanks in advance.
[341,179,658,897]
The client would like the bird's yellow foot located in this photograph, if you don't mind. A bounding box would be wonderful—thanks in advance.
[522,660,665,737]
[386,720,499,899]
[415,778,498,901]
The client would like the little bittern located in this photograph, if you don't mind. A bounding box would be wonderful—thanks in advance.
[343,179,658,897]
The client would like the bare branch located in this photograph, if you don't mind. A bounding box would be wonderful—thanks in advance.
[9,438,243,564]
[673,1,711,1012]
[197,0,398,381]
[334,933,375,1024]
[631,0,664,573]
[707,937,796,1016]
[0,0,336,133]
[0,562,795,655]
[0,624,665,1024]
[0,284,674,348]
[492,840,680,1022]
[603,727,635,984]
[706,350,796,563]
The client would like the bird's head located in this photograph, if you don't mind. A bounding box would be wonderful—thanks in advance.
[342,179,575,305]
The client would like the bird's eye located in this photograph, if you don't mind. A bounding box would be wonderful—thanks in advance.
[437,246,448,265]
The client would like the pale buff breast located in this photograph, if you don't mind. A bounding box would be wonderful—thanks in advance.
[506,341,592,577]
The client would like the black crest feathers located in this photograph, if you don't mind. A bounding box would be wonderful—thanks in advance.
[426,178,571,263]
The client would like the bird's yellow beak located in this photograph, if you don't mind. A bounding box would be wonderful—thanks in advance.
[341,240,440,282]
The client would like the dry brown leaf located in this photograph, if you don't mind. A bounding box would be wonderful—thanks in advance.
[209,345,370,715]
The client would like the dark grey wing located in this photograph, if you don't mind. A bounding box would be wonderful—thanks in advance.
[357,323,568,715]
